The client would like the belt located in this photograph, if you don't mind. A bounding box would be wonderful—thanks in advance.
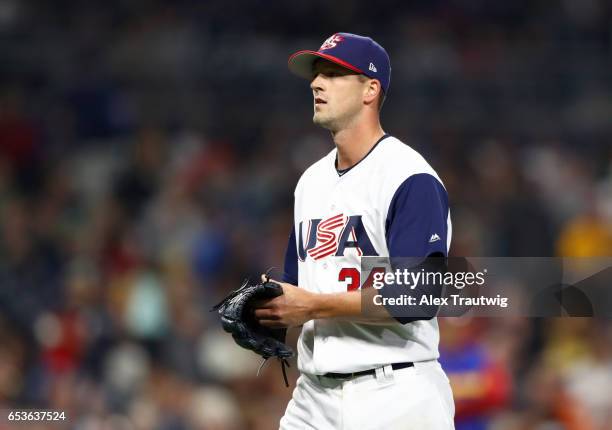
[323,362,414,379]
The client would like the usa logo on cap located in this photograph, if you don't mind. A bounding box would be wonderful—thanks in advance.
[320,34,344,51]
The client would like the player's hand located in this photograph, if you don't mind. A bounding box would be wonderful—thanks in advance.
[253,276,318,328]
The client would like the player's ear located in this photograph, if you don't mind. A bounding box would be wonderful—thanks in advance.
[363,78,381,107]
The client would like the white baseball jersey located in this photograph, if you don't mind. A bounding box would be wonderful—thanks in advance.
[282,134,452,375]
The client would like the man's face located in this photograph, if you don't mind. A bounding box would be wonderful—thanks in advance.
[310,60,368,131]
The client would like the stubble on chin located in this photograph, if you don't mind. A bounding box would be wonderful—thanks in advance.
[313,113,336,131]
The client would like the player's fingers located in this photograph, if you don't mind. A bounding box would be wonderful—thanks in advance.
[253,308,278,320]
[258,319,286,328]
[251,298,275,309]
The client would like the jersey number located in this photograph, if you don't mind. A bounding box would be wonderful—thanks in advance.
[338,267,386,291]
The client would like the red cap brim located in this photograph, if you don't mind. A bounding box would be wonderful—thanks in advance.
[288,50,364,80]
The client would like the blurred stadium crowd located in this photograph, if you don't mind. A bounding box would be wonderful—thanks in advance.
[0,1,611,429]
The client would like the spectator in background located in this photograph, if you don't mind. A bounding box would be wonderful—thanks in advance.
[439,318,511,430]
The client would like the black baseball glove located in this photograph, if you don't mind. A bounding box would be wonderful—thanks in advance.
[211,276,294,385]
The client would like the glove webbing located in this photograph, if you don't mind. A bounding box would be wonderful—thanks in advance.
[258,356,291,387]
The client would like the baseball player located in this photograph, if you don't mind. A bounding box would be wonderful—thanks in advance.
[253,33,455,429]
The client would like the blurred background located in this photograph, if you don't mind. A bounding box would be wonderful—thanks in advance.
[0,0,611,429]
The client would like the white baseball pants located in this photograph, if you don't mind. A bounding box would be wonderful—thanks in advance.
[280,360,455,430]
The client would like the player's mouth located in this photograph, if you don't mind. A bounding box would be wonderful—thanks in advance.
[314,97,327,105]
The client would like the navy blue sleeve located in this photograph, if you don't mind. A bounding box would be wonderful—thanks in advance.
[282,226,299,285]
[385,173,449,258]
[383,173,449,324]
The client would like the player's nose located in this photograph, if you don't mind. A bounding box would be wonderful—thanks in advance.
[310,74,325,92]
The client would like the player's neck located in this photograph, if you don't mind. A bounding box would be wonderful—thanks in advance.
[332,121,385,170]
